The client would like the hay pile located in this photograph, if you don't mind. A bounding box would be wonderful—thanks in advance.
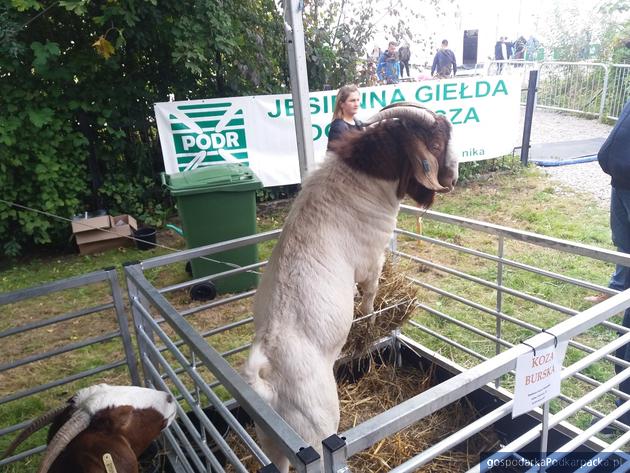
[342,258,418,358]
[339,363,500,472]
[222,362,500,472]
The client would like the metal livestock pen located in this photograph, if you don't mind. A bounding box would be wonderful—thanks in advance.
[2,206,630,472]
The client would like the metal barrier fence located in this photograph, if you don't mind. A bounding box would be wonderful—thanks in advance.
[607,64,630,120]
[124,232,321,473]
[0,268,139,469]
[119,207,630,472]
[484,60,630,121]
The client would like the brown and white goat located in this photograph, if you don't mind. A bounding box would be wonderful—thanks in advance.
[1,384,177,473]
[243,103,459,472]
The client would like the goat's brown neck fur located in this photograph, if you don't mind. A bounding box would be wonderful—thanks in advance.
[48,406,166,473]
[330,118,451,208]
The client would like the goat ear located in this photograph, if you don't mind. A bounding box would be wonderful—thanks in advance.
[411,140,449,192]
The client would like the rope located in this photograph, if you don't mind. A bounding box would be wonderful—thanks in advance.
[0,198,263,276]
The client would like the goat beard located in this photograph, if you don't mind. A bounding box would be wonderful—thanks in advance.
[405,179,435,208]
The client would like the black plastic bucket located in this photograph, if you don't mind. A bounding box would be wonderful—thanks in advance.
[134,227,157,250]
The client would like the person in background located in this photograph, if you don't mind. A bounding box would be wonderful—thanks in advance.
[431,39,457,79]
[513,36,527,60]
[326,84,363,150]
[494,36,510,73]
[398,42,411,78]
[589,99,630,428]
[376,41,400,84]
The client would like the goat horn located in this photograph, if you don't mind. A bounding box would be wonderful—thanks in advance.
[0,405,69,460]
[37,409,91,473]
[363,103,436,127]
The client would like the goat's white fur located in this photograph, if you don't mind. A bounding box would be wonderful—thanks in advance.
[73,384,177,422]
[243,155,402,472]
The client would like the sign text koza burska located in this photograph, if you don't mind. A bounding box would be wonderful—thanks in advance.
[155,76,521,187]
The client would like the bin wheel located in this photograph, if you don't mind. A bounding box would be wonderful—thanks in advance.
[185,261,192,276]
[190,282,217,301]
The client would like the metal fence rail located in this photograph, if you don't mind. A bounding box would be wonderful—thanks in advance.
[607,64,630,120]
[484,60,629,121]
[124,232,321,473]
[4,205,630,472]
[0,268,139,468]
[321,206,630,472]
[116,206,630,472]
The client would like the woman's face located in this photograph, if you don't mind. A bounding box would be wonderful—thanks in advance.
[341,91,360,118]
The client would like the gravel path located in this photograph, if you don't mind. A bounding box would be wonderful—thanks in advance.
[518,108,613,209]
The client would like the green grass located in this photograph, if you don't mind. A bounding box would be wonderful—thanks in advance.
[1,160,626,470]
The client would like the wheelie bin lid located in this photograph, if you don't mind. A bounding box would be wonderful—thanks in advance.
[161,164,262,196]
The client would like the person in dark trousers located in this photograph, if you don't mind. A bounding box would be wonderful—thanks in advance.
[399,43,411,78]
[326,84,363,150]
[431,39,457,79]
[593,99,630,428]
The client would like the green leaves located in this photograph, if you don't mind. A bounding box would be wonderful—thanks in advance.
[0,0,289,257]
[30,41,60,69]
[58,0,89,15]
[27,107,54,127]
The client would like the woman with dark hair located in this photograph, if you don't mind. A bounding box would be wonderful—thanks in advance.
[327,84,363,150]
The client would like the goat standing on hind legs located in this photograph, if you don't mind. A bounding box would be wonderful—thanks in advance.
[243,103,459,472]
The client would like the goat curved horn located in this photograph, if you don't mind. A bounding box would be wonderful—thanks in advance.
[37,409,91,473]
[363,103,436,127]
[0,405,69,460]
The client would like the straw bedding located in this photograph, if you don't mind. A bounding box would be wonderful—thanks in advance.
[342,257,418,358]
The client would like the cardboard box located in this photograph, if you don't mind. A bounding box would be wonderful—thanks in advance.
[71,214,112,234]
[75,215,137,246]
[72,214,138,254]
[78,237,134,255]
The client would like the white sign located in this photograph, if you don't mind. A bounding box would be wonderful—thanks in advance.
[512,341,569,418]
[154,76,521,187]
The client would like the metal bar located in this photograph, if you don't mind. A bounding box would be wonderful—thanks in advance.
[0,445,46,466]
[400,206,630,267]
[138,311,270,465]
[396,250,577,316]
[139,229,281,270]
[162,427,197,473]
[599,65,609,121]
[395,228,614,294]
[125,266,153,388]
[124,263,320,472]
[406,275,630,365]
[160,262,266,294]
[416,302,512,349]
[167,416,209,473]
[0,302,115,340]
[0,269,110,305]
[180,291,256,317]
[0,360,127,404]
[0,332,120,372]
[496,236,504,378]
[407,320,488,361]
[283,0,315,178]
[106,267,140,385]
[539,401,550,473]
[142,355,248,473]
[521,69,538,165]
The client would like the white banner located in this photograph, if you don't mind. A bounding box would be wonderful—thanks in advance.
[155,76,521,187]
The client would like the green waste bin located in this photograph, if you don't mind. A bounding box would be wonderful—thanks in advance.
[162,164,262,294]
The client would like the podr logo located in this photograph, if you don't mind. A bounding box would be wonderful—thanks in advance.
[168,102,249,171]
